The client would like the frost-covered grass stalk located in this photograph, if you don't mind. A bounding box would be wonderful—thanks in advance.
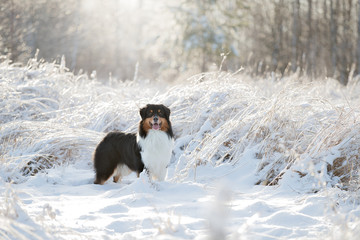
[166,72,360,191]
[0,57,360,238]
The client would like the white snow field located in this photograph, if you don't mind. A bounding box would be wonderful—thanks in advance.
[1,58,360,239]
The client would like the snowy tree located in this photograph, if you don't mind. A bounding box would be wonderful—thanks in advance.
[0,0,31,62]
[171,0,247,72]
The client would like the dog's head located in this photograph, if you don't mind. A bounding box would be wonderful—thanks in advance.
[140,104,171,132]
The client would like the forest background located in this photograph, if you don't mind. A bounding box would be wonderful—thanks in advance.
[2,0,360,85]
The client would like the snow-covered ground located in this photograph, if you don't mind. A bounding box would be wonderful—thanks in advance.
[1,58,360,239]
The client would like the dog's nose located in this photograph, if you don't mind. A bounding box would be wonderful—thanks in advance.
[153,115,159,122]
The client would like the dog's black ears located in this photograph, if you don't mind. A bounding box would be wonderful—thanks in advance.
[139,105,148,119]
[163,105,171,119]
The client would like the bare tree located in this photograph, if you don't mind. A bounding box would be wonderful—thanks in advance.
[0,0,31,62]
[291,0,301,73]
[329,0,339,78]
[2,0,360,84]
[338,0,353,85]
[271,0,284,73]
[306,0,313,76]
[357,0,360,75]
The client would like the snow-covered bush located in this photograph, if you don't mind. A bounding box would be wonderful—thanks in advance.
[151,72,360,191]
[1,57,360,190]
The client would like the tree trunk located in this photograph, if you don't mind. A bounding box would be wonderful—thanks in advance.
[292,0,301,73]
[329,0,338,78]
[357,0,360,75]
[71,1,80,71]
[306,0,313,77]
[9,0,16,61]
[339,0,352,85]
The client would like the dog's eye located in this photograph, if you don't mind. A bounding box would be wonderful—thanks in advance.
[147,109,154,117]
[157,109,164,115]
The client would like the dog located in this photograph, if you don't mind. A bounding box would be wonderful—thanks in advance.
[93,104,174,185]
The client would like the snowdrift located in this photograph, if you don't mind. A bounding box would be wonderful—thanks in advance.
[1,58,360,239]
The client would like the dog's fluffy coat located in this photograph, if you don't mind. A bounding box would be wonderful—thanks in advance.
[93,104,174,184]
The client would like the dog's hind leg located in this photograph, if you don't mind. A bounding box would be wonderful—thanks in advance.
[113,164,132,183]
[113,175,121,183]
[113,165,122,183]
[94,167,114,185]
[94,176,107,185]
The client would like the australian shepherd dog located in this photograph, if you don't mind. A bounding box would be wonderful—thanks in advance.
[93,104,174,185]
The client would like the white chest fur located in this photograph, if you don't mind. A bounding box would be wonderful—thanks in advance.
[137,130,174,181]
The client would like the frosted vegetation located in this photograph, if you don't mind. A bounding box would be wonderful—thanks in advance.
[1,57,360,239]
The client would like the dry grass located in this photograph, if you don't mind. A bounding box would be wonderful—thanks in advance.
[162,72,360,190]
[1,58,359,190]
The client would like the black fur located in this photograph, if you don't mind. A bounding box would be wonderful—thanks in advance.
[93,132,143,184]
[93,104,173,185]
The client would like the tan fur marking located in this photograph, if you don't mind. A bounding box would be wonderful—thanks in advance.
[160,117,169,131]
[113,175,120,183]
[143,117,153,132]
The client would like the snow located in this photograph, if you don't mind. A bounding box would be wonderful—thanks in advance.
[1,59,360,239]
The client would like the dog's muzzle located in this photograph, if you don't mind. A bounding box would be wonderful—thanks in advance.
[150,114,161,130]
